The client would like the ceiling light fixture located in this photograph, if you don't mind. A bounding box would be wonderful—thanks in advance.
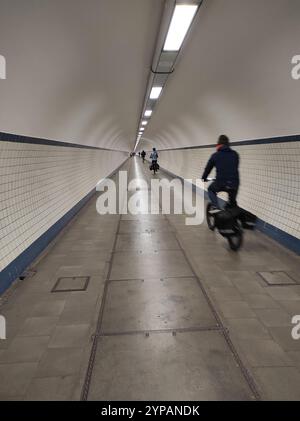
[144,110,152,117]
[150,86,162,99]
[163,4,198,51]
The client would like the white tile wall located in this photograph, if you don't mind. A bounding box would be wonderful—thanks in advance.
[0,141,127,272]
[158,142,300,239]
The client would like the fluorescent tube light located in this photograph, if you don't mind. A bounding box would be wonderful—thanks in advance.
[163,4,198,51]
[150,86,162,99]
[141,121,148,126]
[144,110,152,117]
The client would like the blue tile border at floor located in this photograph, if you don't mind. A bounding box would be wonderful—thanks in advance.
[159,165,300,256]
[0,158,128,295]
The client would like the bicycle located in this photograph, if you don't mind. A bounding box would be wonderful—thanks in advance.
[205,179,243,251]
[150,161,159,175]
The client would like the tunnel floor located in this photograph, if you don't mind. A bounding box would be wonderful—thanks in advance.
[0,157,300,401]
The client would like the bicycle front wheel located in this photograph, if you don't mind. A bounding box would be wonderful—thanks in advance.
[227,224,243,251]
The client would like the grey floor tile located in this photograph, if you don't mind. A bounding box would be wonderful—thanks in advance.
[0,395,24,401]
[58,298,100,325]
[269,326,300,351]
[218,301,256,319]
[55,263,108,277]
[231,279,266,295]
[88,331,254,401]
[69,238,115,252]
[31,300,66,317]
[287,351,300,368]
[278,300,300,316]
[253,308,291,327]
[0,336,50,363]
[116,232,179,251]
[101,278,216,333]
[226,318,270,340]
[25,376,76,401]
[0,362,38,397]
[110,250,193,280]
[225,271,267,294]
[36,348,83,377]
[59,253,111,268]
[0,314,24,349]
[265,287,300,301]
[253,367,300,400]
[48,324,90,348]
[17,317,59,337]
[237,338,293,367]
[242,294,280,309]
[210,287,242,302]
[186,261,233,288]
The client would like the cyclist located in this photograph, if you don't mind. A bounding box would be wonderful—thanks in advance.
[141,150,146,163]
[202,135,239,209]
[150,148,159,172]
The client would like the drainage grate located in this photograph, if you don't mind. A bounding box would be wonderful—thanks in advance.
[258,271,297,286]
[51,276,90,292]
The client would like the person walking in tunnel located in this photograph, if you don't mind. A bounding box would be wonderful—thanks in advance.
[202,135,239,209]
[141,150,146,163]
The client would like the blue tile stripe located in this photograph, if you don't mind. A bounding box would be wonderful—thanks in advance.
[157,134,300,152]
[0,159,128,295]
[160,166,300,256]
[0,131,127,153]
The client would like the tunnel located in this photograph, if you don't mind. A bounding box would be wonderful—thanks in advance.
[0,0,300,406]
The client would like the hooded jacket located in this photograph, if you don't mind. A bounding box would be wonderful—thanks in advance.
[202,145,239,187]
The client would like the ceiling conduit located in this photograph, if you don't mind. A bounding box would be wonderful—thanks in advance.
[134,0,203,150]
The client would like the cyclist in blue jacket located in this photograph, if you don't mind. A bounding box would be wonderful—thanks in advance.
[202,135,239,209]
[150,148,158,163]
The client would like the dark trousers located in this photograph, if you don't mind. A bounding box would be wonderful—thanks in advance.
[208,181,238,208]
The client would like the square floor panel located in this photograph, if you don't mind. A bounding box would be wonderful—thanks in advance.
[101,278,217,333]
[88,331,254,400]
[258,271,297,286]
[51,277,90,292]
[110,250,194,280]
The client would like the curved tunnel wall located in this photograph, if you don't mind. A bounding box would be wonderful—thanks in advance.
[158,138,300,253]
[0,135,127,293]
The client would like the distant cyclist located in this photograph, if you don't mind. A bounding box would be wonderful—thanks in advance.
[141,150,146,163]
[150,148,159,174]
[202,135,239,209]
